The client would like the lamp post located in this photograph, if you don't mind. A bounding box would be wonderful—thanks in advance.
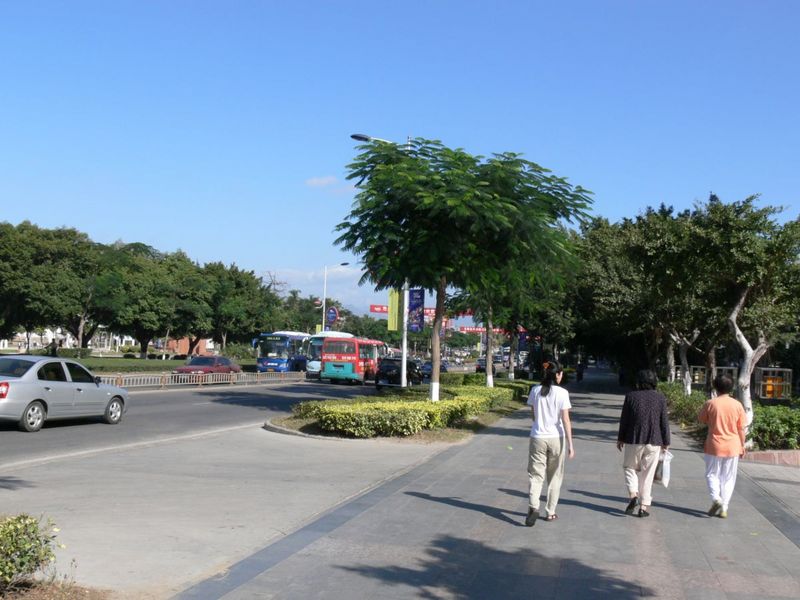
[321,262,349,332]
[350,133,411,387]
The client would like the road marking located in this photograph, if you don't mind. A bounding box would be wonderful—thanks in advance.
[0,423,262,471]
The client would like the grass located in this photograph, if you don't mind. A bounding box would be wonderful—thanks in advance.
[1,581,110,599]
[273,385,527,444]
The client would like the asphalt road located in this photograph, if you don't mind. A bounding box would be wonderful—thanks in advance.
[0,379,447,598]
[0,380,376,468]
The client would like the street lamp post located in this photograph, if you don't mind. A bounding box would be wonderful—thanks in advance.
[321,262,349,332]
[350,133,411,387]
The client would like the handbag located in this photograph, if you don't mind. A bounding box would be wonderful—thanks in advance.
[654,450,673,487]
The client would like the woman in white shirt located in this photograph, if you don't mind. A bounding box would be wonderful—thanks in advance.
[526,360,575,526]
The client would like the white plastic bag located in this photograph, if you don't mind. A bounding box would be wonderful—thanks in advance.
[655,449,673,487]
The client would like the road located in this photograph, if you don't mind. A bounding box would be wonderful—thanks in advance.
[0,379,448,598]
[0,380,375,468]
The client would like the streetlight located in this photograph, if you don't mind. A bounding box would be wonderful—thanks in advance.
[321,262,349,332]
[350,132,411,387]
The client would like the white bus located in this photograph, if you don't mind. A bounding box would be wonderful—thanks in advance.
[304,331,354,379]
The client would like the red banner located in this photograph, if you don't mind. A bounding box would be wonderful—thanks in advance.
[370,304,388,313]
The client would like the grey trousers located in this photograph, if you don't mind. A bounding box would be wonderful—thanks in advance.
[528,436,566,517]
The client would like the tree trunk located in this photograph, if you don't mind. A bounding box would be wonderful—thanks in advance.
[678,341,692,396]
[666,339,675,383]
[729,288,767,431]
[188,335,202,356]
[429,276,446,402]
[508,329,518,381]
[704,346,717,396]
[485,309,494,389]
[138,337,151,359]
[221,331,228,352]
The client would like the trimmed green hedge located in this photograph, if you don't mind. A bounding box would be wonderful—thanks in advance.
[658,382,707,428]
[659,382,800,450]
[293,385,514,437]
[750,405,800,450]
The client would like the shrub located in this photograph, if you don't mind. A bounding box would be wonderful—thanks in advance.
[55,348,91,359]
[294,385,511,437]
[750,405,800,450]
[658,382,707,428]
[463,373,486,386]
[439,372,465,386]
[222,343,255,360]
[0,515,58,589]
[495,380,536,403]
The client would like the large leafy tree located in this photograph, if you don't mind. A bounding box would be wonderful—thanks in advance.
[695,196,800,421]
[97,243,176,357]
[338,140,590,399]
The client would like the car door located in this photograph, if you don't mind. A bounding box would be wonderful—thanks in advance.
[65,361,106,416]
[36,361,74,416]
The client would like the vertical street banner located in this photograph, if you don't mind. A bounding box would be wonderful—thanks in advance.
[408,288,424,333]
[388,289,400,331]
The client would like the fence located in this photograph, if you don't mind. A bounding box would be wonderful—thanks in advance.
[672,366,793,400]
[99,371,306,389]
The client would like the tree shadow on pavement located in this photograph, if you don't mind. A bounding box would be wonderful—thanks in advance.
[0,476,36,490]
[405,491,525,527]
[338,535,654,599]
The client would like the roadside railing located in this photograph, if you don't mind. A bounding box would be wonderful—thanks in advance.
[99,371,306,389]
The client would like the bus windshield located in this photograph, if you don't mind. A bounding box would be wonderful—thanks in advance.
[259,338,289,359]
[306,339,323,361]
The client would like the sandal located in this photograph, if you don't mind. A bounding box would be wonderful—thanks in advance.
[545,514,558,521]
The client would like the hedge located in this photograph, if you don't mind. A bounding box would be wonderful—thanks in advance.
[658,382,800,450]
[750,405,800,450]
[0,515,58,589]
[293,385,514,438]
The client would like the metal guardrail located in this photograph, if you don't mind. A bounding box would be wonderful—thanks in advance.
[99,371,306,389]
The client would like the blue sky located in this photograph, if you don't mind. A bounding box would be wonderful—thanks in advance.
[2,1,798,314]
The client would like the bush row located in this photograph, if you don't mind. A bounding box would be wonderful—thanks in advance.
[750,405,800,450]
[0,514,57,589]
[293,385,516,438]
[658,382,800,450]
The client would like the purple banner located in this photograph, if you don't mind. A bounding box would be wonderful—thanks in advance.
[408,288,425,333]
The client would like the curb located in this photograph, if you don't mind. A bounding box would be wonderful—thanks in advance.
[262,418,355,442]
[742,449,800,467]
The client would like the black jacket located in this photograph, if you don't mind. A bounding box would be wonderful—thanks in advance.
[617,389,671,446]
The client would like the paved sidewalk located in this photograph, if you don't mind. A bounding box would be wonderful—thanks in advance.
[177,370,800,599]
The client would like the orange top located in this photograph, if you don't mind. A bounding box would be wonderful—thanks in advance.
[698,395,747,457]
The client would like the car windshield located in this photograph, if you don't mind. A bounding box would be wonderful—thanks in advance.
[0,358,34,377]
[187,357,215,366]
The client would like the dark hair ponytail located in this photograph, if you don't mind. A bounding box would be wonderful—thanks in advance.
[540,360,562,397]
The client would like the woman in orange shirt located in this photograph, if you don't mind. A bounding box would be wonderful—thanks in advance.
[698,374,747,519]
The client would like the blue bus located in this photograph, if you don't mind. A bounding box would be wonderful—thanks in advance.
[253,331,310,372]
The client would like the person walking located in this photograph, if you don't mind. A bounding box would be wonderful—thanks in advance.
[525,360,575,526]
[616,369,671,518]
[699,373,747,519]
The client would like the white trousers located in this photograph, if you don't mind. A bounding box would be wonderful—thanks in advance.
[704,454,739,510]
[623,444,661,507]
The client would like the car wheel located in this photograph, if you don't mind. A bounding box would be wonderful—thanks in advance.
[376,384,382,391]
[19,401,45,432]
[104,397,124,425]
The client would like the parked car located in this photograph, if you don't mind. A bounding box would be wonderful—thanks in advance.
[0,355,129,432]
[375,358,424,389]
[421,361,449,377]
[475,357,496,375]
[172,356,241,374]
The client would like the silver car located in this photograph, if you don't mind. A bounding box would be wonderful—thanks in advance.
[0,355,129,432]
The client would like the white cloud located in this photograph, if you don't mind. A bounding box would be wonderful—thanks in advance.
[305,176,338,187]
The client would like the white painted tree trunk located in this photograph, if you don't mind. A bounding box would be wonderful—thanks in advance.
[429,276,447,402]
[679,342,692,396]
[508,331,517,380]
[666,339,675,383]
[728,289,767,431]
[485,311,494,388]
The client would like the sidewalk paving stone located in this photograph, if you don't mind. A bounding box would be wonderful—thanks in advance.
[178,371,800,599]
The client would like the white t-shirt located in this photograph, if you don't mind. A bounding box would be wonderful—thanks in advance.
[527,384,571,438]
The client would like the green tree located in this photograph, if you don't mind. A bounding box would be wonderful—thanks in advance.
[338,140,590,399]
